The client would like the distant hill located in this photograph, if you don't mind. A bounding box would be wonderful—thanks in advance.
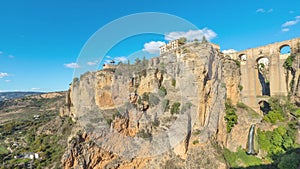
[0,92,44,101]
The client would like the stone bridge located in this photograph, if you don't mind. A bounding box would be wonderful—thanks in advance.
[227,37,300,112]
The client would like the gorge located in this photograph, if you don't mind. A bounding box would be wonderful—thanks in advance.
[0,38,300,169]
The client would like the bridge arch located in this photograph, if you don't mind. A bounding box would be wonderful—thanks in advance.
[256,56,270,67]
[258,99,271,115]
[256,57,270,96]
[239,53,247,61]
[279,44,291,54]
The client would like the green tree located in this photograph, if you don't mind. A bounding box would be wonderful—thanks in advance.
[170,102,181,115]
[73,77,79,83]
[142,56,147,66]
[171,79,176,87]
[257,129,272,152]
[201,36,208,43]
[278,152,300,169]
[259,126,296,156]
[135,58,141,65]
[282,134,293,150]
[142,92,149,102]
[158,86,167,97]
[262,97,288,124]
[292,108,300,117]
[178,37,187,45]
[283,54,295,70]
[263,110,284,124]
[271,128,284,147]
[238,84,243,91]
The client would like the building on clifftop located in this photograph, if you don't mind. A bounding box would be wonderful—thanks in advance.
[159,39,220,55]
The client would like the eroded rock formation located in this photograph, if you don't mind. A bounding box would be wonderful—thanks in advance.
[60,42,242,168]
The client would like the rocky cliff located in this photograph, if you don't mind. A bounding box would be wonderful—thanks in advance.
[61,42,242,168]
[291,54,300,105]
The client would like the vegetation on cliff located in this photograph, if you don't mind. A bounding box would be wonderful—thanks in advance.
[223,95,300,169]
[255,96,300,169]
[283,54,296,71]
[223,146,262,167]
[170,102,181,115]
[263,97,300,124]
[224,100,238,133]
[283,53,298,94]
[257,126,300,169]
[257,126,296,156]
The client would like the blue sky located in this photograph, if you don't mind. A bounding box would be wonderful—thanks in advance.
[0,0,300,92]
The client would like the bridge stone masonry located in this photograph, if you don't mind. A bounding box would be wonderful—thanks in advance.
[227,37,300,112]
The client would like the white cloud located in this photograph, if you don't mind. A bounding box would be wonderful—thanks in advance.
[222,49,237,54]
[0,51,3,55]
[282,28,290,32]
[165,28,217,42]
[104,60,111,64]
[4,80,11,82]
[282,16,300,27]
[104,56,112,64]
[104,56,127,64]
[0,72,9,78]
[8,55,15,59]
[64,62,80,69]
[87,61,98,66]
[256,8,266,13]
[282,20,299,27]
[115,56,127,62]
[142,41,166,54]
[31,88,40,91]
[256,8,273,13]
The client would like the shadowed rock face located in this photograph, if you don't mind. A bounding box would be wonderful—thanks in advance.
[292,58,300,105]
[61,42,232,169]
[295,77,300,105]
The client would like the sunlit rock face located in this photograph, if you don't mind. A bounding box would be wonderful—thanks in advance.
[61,42,237,169]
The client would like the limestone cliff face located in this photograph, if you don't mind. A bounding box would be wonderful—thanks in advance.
[224,108,262,152]
[222,59,241,105]
[291,54,300,105]
[216,58,241,147]
[62,132,150,169]
[294,73,300,105]
[61,42,234,168]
